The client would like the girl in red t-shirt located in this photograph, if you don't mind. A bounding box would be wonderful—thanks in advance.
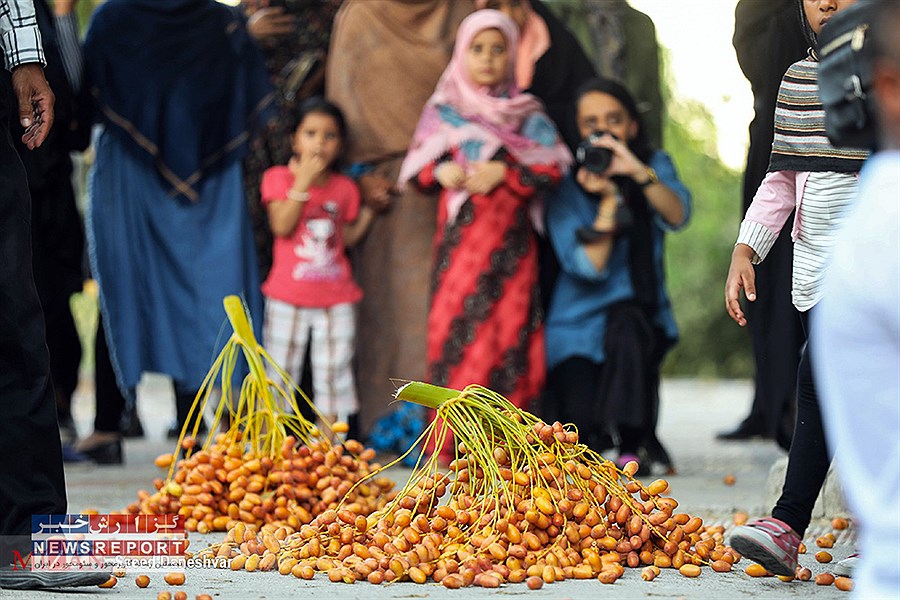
[260,97,384,430]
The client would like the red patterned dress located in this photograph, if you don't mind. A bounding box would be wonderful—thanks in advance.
[417,154,561,413]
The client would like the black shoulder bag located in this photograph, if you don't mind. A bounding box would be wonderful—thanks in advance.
[818,0,879,150]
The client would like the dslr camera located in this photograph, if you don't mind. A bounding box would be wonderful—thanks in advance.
[575,130,615,174]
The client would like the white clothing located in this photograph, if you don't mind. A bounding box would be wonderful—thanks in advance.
[736,170,859,311]
[792,171,857,310]
[813,150,900,600]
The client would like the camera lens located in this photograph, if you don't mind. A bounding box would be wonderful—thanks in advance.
[575,132,613,174]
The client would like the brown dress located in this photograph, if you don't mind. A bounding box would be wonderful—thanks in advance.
[326,0,473,435]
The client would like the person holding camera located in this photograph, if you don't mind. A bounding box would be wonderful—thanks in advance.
[544,77,690,476]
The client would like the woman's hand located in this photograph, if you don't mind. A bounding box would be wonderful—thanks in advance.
[247,6,295,41]
[724,244,758,327]
[358,173,396,209]
[465,161,506,195]
[593,193,619,232]
[590,132,647,181]
[576,166,616,197]
[435,162,466,190]
[288,153,326,192]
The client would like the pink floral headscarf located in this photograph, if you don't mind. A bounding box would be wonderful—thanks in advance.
[398,10,571,226]
[474,0,551,90]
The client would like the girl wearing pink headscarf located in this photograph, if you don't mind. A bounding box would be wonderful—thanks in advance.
[476,0,596,322]
[399,10,571,458]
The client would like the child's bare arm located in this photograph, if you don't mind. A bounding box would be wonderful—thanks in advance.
[268,194,306,238]
[359,173,396,206]
[724,243,758,327]
[268,155,326,237]
[343,205,376,248]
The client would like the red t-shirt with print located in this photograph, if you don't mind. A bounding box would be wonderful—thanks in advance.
[260,167,362,308]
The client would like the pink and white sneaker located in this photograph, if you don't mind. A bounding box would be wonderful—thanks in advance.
[729,517,800,577]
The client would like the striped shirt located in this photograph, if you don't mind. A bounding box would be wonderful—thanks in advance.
[768,58,868,173]
[737,170,858,312]
[792,171,857,310]
[0,0,44,70]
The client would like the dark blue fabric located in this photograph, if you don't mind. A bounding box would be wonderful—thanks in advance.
[87,130,263,395]
[83,0,274,201]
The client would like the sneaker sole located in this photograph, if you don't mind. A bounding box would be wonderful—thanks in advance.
[730,532,796,577]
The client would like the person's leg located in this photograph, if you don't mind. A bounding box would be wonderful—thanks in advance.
[173,388,203,437]
[730,311,830,576]
[771,313,831,536]
[262,298,310,413]
[721,232,802,443]
[599,303,655,470]
[74,315,126,463]
[92,316,126,434]
[0,83,66,566]
[30,174,85,445]
[640,334,675,473]
[41,291,81,441]
[309,303,359,438]
[547,357,603,452]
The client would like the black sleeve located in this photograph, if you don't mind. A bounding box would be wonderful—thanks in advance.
[529,0,597,151]
[733,0,806,88]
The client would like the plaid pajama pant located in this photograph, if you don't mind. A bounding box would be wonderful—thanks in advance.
[263,297,358,419]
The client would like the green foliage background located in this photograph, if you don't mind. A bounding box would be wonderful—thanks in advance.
[543,0,755,378]
[660,86,753,378]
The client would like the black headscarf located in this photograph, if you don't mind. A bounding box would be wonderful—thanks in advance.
[527,0,597,151]
[796,0,819,52]
[84,0,275,201]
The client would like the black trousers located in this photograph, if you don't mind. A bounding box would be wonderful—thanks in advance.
[31,171,84,419]
[93,314,126,433]
[93,310,205,434]
[744,231,804,436]
[772,310,832,538]
[41,287,80,419]
[547,356,604,450]
[0,73,67,559]
[546,303,667,457]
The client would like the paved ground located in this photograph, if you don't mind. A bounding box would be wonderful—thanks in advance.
[4,376,856,599]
